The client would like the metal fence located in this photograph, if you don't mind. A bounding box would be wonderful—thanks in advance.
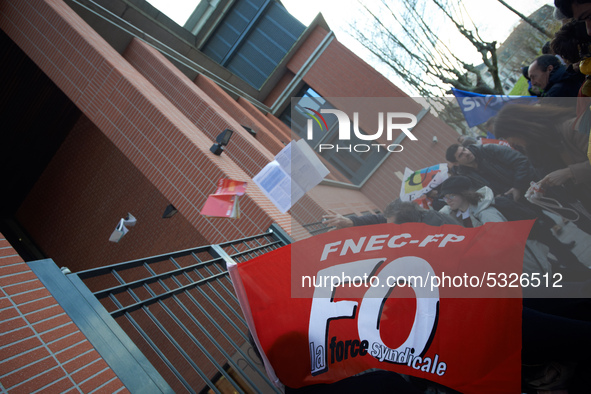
[70,224,291,393]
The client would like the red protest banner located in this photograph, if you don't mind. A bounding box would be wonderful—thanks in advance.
[228,221,533,393]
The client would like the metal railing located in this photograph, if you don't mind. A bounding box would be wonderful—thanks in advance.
[74,224,291,394]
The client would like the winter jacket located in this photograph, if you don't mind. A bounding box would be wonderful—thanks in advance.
[439,186,506,227]
[558,119,591,185]
[454,144,537,196]
[543,65,585,98]
[350,209,459,227]
[529,119,591,211]
[439,186,552,274]
[351,214,386,227]
[419,210,461,226]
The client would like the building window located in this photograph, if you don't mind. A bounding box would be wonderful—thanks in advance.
[280,86,388,185]
[201,0,305,88]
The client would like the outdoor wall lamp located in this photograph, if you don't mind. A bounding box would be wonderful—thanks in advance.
[162,204,178,218]
[210,129,234,155]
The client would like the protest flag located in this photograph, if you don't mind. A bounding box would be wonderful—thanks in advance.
[451,88,537,128]
[399,163,449,202]
[228,221,534,393]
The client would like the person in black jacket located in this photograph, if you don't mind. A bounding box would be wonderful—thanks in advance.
[322,199,403,229]
[445,143,589,279]
[555,0,591,35]
[386,201,460,226]
[322,209,388,229]
[528,54,584,104]
[322,197,459,229]
[445,143,534,202]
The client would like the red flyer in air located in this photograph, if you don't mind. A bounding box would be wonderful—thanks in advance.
[200,178,247,218]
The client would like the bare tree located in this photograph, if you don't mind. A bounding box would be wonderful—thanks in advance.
[349,0,504,132]
[496,0,553,39]
[351,0,503,94]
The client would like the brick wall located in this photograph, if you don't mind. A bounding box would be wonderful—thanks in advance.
[262,70,295,110]
[236,97,292,149]
[0,0,293,246]
[0,233,128,393]
[120,38,338,233]
[279,26,460,213]
[122,38,280,176]
[300,31,409,99]
[194,75,287,156]
[283,26,328,85]
[307,185,381,216]
[16,115,212,271]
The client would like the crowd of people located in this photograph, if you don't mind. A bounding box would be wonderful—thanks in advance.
[319,1,591,392]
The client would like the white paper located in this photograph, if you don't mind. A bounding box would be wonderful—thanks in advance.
[292,139,330,192]
[253,140,329,213]
[254,162,298,213]
[275,141,292,174]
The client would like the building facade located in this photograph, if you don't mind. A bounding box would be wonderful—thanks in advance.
[0,0,460,392]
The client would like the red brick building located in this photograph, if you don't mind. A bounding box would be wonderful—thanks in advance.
[0,0,459,391]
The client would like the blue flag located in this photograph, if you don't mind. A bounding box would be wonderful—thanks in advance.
[451,88,537,128]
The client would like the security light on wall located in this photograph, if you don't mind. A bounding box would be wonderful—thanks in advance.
[210,129,234,155]
[162,204,178,218]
